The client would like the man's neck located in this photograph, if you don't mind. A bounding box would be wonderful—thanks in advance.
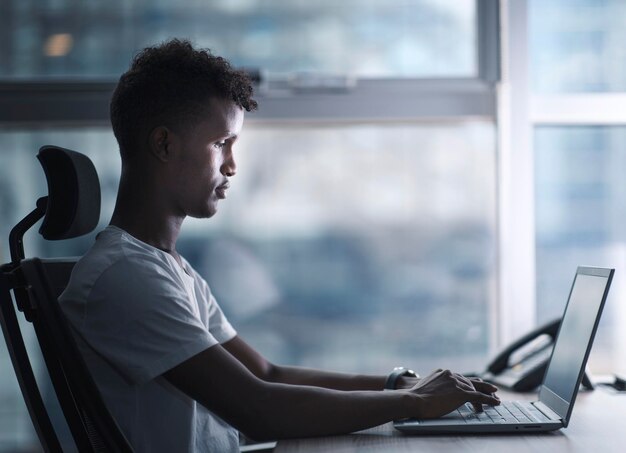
[110,180,184,256]
[110,214,183,253]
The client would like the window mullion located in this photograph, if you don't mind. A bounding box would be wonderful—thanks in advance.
[496,0,536,351]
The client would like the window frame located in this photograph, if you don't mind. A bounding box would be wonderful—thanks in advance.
[0,0,499,126]
[496,0,537,346]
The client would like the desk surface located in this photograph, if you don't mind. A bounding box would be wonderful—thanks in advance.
[275,387,626,452]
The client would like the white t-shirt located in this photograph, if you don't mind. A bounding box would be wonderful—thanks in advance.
[59,225,239,452]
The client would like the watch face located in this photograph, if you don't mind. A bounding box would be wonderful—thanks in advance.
[393,367,416,376]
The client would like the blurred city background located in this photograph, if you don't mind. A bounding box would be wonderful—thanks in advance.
[1,0,626,450]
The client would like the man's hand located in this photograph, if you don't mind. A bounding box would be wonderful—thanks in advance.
[409,369,500,419]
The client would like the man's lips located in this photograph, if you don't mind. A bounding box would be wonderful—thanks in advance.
[215,182,230,199]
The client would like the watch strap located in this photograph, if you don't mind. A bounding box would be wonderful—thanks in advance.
[385,367,417,390]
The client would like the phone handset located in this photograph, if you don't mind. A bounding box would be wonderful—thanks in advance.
[477,318,594,392]
[486,319,560,376]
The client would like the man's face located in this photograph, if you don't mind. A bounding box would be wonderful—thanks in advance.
[170,98,244,219]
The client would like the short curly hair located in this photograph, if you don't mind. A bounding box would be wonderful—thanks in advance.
[110,38,258,160]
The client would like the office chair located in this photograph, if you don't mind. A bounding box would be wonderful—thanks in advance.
[0,145,133,452]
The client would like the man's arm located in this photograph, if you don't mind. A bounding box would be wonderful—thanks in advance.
[164,343,499,441]
[223,335,403,391]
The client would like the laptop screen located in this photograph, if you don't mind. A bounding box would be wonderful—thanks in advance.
[542,270,611,405]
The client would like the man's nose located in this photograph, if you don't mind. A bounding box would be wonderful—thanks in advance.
[220,153,236,177]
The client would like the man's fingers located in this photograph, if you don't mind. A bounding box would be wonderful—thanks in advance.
[455,378,476,393]
[456,374,493,396]
[468,391,501,406]
[471,402,484,413]
[464,378,500,411]
[470,379,499,394]
[456,374,474,386]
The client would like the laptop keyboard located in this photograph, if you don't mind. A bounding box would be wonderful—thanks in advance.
[456,401,553,424]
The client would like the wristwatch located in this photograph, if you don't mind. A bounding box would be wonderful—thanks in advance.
[385,367,419,390]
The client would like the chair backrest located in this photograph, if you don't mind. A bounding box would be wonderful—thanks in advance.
[0,145,133,452]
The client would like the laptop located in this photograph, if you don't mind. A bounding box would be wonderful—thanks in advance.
[394,266,614,434]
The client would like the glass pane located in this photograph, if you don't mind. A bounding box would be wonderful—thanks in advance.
[1,0,476,79]
[187,121,497,374]
[530,0,626,93]
[535,126,626,376]
[0,120,495,449]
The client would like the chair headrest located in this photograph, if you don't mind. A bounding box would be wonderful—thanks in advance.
[37,145,101,240]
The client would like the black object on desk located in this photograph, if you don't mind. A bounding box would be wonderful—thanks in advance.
[472,318,594,392]
[598,374,626,393]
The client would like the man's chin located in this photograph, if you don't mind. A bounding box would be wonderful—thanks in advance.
[187,204,218,219]
[184,197,221,219]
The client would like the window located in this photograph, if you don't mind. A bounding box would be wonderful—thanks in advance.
[534,126,626,372]
[1,0,476,79]
[0,1,498,451]
[530,0,626,375]
[187,121,496,373]
[530,0,626,93]
[0,120,497,372]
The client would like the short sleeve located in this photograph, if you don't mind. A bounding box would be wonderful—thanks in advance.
[83,258,217,385]
[206,291,237,344]
[183,260,237,344]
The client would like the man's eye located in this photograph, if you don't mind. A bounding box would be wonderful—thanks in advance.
[214,141,226,149]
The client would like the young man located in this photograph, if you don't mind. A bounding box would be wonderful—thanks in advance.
[59,39,499,452]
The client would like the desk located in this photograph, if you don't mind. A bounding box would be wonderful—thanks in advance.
[275,388,626,452]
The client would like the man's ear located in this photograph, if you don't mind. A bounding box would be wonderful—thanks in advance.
[148,126,176,162]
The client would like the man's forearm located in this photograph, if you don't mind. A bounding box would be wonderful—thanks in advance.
[267,364,419,391]
[267,364,387,390]
[244,382,418,441]
[223,336,419,391]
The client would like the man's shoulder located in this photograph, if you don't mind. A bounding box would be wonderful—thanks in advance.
[66,226,185,297]
[83,225,179,267]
